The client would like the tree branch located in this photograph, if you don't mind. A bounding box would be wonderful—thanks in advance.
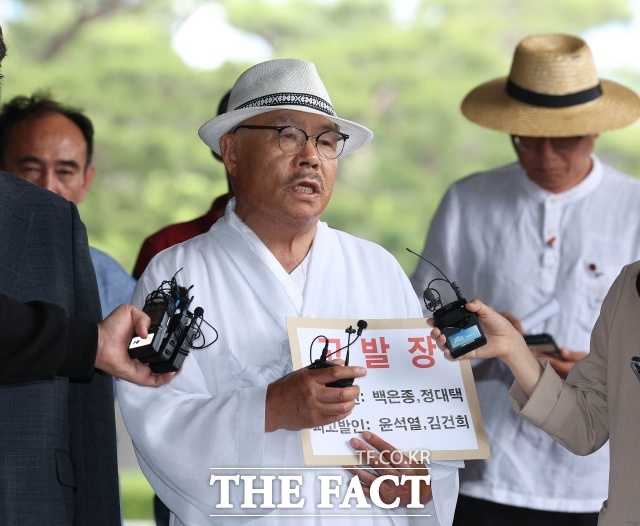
[42,0,133,60]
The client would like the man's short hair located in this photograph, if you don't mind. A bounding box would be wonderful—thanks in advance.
[0,93,94,166]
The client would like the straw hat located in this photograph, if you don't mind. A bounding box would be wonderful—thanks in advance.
[199,58,373,157]
[461,34,640,137]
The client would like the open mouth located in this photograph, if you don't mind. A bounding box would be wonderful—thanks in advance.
[291,178,321,195]
[285,171,324,196]
[295,183,317,194]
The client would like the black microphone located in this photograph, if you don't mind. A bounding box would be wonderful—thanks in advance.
[319,339,329,361]
[346,320,368,366]
[308,320,368,387]
[423,288,441,311]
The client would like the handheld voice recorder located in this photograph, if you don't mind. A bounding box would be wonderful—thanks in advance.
[407,248,486,358]
[128,271,212,373]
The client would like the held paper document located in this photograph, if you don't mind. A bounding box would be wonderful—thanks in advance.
[287,317,490,466]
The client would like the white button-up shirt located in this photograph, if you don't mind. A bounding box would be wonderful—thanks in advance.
[411,156,640,512]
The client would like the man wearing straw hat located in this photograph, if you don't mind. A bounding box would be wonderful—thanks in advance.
[119,58,460,525]
[411,34,640,525]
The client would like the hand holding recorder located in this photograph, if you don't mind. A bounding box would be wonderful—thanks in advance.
[430,298,544,398]
[128,271,213,374]
[407,249,486,357]
[97,304,176,387]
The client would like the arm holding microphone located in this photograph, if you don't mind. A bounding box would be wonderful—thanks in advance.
[427,270,640,525]
[430,266,626,459]
[0,292,175,387]
[431,298,544,398]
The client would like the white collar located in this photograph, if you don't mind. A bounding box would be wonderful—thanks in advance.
[222,197,312,307]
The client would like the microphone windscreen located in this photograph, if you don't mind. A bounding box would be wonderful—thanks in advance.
[424,289,438,303]
[357,320,368,330]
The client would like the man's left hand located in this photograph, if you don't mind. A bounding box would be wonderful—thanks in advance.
[345,431,432,507]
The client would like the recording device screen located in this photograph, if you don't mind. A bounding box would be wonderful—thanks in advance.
[448,324,484,351]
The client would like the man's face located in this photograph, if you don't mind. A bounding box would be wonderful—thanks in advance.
[220,109,339,231]
[513,134,598,193]
[1,112,94,203]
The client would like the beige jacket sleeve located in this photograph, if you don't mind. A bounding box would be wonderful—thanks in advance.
[508,263,630,456]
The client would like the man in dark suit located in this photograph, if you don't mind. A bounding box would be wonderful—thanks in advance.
[0,170,121,525]
[0,25,167,524]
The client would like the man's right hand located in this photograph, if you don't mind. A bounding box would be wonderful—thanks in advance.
[96,304,176,387]
[265,364,366,432]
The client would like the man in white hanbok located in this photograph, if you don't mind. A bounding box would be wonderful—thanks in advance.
[118,58,459,526]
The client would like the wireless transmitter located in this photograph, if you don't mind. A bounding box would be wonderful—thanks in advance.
[308,320,367,388]
[407,248,486,358]
[129,270,216,373]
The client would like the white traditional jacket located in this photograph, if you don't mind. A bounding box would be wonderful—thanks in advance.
[119,201,459,526]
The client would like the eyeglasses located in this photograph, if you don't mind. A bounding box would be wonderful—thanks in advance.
[512,135,586,154]
[233,125,349,160]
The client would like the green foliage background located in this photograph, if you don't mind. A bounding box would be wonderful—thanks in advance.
[3,0,640,276]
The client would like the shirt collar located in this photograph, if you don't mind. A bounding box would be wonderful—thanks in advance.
[222,197,265,257]
[222,197,311,304]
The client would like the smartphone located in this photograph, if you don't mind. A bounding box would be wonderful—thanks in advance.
[524,333,562,360]
[630,356,640,382]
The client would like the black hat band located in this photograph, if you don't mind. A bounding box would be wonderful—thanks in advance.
[235,92,336,116]
[506,80,603,108]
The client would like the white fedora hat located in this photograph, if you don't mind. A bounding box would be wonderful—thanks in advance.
[461,34,640,137]
[198,58,373,158]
